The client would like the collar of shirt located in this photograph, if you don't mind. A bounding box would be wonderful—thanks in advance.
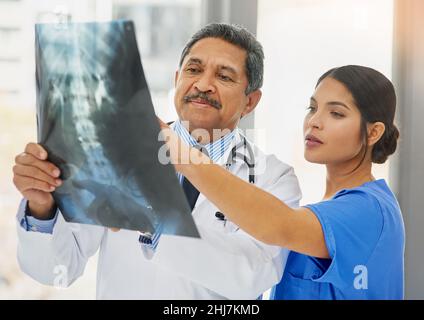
[172,119,236,163]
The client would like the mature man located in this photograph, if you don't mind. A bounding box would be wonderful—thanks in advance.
[13,23,301,299]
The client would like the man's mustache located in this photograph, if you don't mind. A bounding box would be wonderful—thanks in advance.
[183,92,222,110]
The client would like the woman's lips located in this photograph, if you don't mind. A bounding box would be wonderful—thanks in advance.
[305,134,324,148]
[305,140,323,148]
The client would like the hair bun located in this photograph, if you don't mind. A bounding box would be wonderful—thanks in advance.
[372,125,400,164]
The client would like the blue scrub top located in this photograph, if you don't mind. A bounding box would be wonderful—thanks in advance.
[272,179,405,300]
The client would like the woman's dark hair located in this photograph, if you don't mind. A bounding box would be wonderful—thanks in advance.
[316,65,399,164]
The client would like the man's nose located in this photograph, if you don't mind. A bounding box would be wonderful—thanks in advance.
[194,73,216,94]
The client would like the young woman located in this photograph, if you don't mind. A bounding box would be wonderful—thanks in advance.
[162,65,404,299]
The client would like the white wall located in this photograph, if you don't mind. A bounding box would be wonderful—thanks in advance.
[256,0,394,204]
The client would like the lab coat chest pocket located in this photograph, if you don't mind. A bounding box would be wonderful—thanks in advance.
[221,217,240,233]
[192,161,246,234]
[193,199,240,234]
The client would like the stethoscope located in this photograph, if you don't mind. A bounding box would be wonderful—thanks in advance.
[215,136,256,223]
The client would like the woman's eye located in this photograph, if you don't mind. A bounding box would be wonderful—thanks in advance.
[331,111,345,118]
[307,106,316,113]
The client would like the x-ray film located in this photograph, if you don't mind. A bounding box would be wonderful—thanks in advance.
[35,20,199,238]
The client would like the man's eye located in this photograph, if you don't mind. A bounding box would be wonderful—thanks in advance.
[186,67,200,73]
[218,74,233,82]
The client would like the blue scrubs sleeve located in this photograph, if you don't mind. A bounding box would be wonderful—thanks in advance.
[305,189,384,289]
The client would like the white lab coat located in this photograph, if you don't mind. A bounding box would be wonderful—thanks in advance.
[16,129,302,299]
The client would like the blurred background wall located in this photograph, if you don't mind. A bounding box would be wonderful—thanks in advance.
[0,0,422,299]
[391,0,424,300]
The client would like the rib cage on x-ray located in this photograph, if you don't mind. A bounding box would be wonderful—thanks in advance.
[35,20,199,238]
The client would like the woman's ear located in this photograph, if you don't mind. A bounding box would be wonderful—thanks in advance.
[367,122,386,147]
[241,90,262,118]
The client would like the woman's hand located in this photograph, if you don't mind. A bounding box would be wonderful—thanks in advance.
[157,118,211,174]
[109,118,210,234]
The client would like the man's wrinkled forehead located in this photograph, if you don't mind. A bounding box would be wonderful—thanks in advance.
[184,56,239,76]
[182,40,246,76]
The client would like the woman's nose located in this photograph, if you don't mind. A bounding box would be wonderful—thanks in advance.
[307,112,323,130]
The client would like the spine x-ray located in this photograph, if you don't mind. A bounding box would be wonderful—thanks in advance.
[35,20,199,238]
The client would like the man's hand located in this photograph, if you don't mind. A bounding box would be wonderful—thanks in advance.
[13,143,62,220]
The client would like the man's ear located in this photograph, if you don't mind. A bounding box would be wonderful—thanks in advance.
[174,70,179,88]
[241,89,262,118]
[367,122,386,147]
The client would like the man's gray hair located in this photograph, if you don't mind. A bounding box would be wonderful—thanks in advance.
[178,23,264,95]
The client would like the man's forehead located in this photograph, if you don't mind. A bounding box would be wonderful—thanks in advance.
[184,45,245,72]
[186,56,239,75]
